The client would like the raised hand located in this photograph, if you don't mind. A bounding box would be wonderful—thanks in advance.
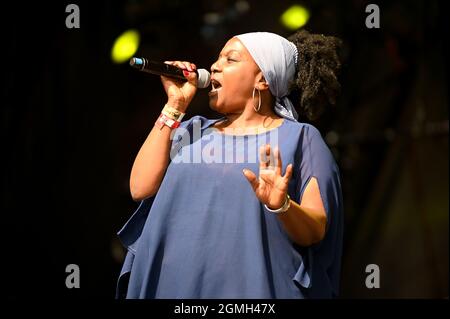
[242,144,293,209]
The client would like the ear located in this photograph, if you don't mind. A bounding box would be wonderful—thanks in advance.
[255,73,270,91]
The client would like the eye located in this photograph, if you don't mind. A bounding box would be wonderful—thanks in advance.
[227,57,236,62]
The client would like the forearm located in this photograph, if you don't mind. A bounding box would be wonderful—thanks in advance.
[130,122,174,201]
[276,199,327,247]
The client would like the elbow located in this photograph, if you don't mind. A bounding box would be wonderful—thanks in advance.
[130,169,164,201]
[309,230,325,246]
[130,183,157,202]
[294,215,327,247]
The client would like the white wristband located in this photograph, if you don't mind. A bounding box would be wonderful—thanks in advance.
[264,194,291,214]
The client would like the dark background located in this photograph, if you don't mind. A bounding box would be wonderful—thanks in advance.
[2,0,448,299]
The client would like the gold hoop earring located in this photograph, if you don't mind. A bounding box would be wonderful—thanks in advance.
[252,87,261,112]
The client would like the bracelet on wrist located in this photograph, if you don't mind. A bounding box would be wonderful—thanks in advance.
[155,113,181,130]
[162,104,186,122]
[264,194,291,214]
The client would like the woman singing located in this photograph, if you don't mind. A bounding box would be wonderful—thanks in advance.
[116,30,344,299]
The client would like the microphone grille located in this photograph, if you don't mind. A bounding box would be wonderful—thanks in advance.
[197,69,211,89]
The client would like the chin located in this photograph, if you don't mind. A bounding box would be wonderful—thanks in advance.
[208,99,221,112]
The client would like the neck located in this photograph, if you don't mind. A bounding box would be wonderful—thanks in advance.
[222,102,281,129]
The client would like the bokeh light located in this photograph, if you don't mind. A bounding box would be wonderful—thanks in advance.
[111,29,140,64]
[280,5,310,30]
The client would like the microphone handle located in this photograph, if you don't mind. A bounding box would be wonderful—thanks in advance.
[130,58,188,81]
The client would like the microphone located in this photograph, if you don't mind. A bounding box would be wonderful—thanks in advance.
[129,57,211,89]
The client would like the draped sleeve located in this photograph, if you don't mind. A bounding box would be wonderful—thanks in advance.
[117,115,199,251]
[292,124,344,297]
[115,116,200,298]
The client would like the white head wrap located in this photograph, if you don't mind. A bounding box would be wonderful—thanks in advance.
[235,32,299,121]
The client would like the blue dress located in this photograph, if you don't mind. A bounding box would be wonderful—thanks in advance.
[116,115,344,299]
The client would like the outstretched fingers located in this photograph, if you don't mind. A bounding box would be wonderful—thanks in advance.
[283,163,293,182]
[274,146,283,176]
[242,169,259,192]
[259,145,269,170]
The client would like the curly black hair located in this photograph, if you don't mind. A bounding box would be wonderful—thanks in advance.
[288,30,343,121]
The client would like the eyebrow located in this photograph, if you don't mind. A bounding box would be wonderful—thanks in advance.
[219,49,241,57]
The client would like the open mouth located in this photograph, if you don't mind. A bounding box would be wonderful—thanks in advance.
[210,79,222,93]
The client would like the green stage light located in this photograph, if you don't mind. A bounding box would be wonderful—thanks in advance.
[280,5,310,30]
[111,29,140,64]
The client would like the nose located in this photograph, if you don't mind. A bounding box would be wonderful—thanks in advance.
[210,60,221,73]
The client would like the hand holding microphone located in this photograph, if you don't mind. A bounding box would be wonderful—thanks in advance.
[130,58,211,111]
